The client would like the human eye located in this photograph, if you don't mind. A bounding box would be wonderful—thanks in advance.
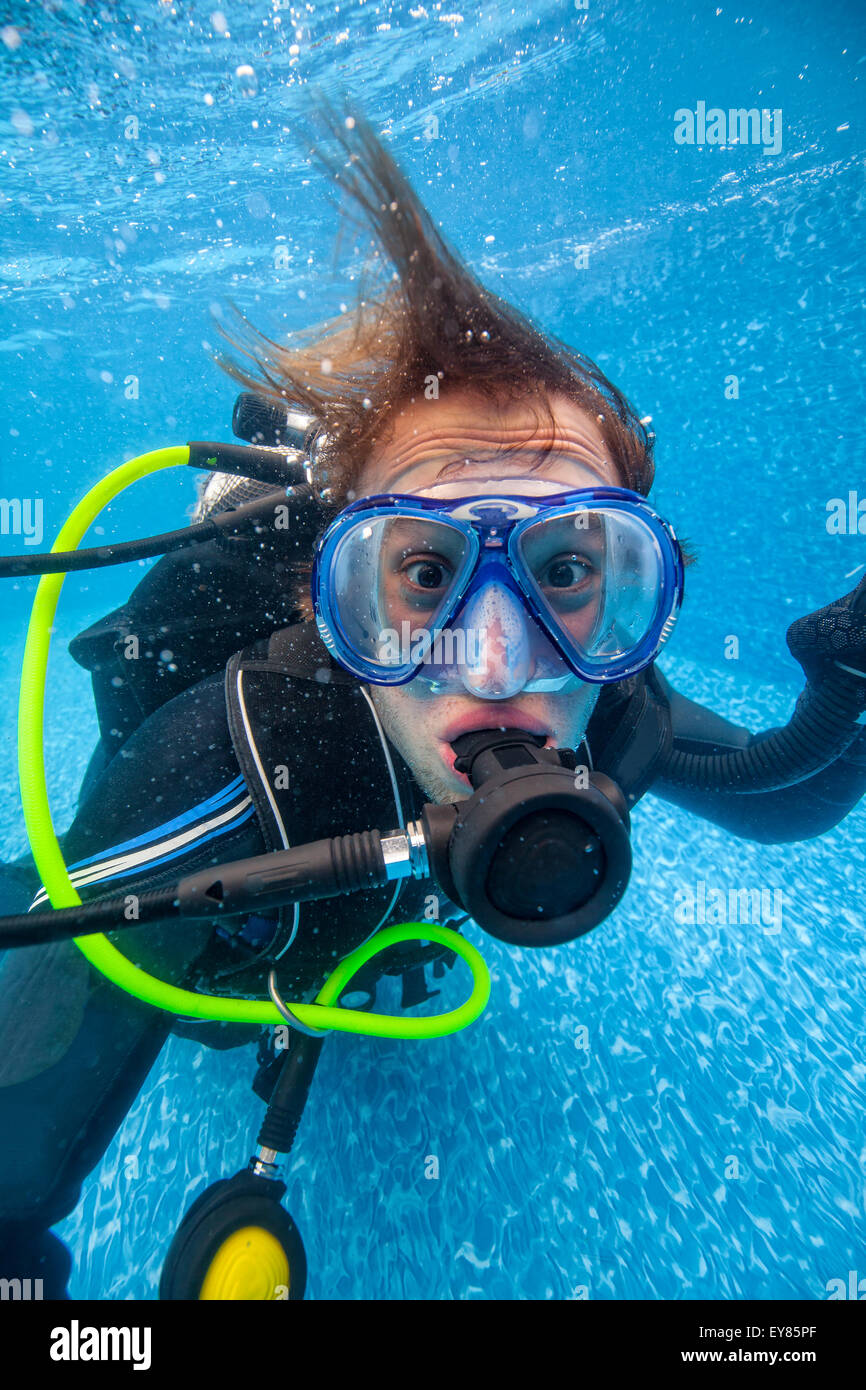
[536,552,600,610]
[541,554,593,587]
[400,553,454,593]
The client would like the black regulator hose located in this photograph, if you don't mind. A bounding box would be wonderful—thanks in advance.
[661,576,866,793]
[0,487,318,578]
[0,439,322,581]
[0,830,394,947]
[0,887,181,946]
[0,730,634,951]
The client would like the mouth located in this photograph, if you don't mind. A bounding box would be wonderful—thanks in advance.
[437,707,553,786]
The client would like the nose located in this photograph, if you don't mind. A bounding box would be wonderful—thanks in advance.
[456,578,534,699]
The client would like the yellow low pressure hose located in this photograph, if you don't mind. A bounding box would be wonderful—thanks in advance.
[17,447,490,1037]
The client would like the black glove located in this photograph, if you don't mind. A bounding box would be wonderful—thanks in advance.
[787,574,866,699]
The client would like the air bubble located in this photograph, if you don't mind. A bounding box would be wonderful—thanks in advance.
[234,65,258,98]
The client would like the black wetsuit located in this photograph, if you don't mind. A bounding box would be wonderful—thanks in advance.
[1,620,864,1296]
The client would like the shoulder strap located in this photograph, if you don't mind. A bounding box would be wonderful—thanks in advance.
[224,622,422,993]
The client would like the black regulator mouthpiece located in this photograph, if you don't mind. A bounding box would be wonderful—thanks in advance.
[420,728,632,947]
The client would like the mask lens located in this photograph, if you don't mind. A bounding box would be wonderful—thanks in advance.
[516,507,665,670]
[328,514,473,672]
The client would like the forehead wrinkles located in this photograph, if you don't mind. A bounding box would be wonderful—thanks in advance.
[368,420,613,488]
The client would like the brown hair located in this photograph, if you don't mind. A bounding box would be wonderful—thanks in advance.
[214,94,693,612]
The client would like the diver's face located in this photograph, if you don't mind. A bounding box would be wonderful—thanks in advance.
[359,390,622,803]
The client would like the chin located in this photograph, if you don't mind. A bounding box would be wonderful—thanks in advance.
[414,763,468,806]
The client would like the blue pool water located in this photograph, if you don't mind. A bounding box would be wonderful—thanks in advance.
[1,0,864,1300]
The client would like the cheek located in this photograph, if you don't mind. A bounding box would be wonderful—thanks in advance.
[560,687,602,741]
[371,687,434,750]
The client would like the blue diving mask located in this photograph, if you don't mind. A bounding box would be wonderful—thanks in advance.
[311,486,684,698]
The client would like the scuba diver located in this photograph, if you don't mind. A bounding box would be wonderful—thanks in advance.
[1,97,865,1301]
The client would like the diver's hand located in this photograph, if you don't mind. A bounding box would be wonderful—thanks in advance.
[786,574,866,700]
